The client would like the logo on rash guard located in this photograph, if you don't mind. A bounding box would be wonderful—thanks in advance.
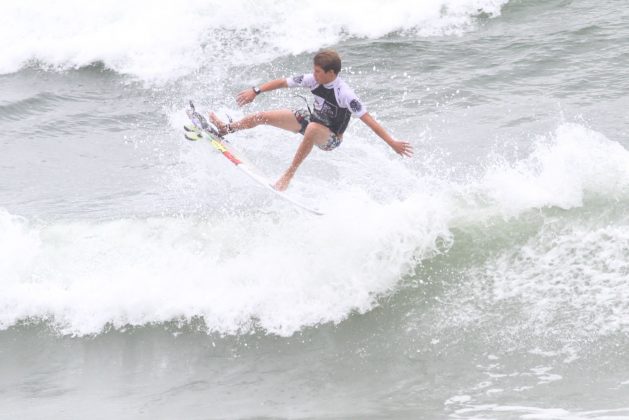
[349,99,362,113]
[293,75,304,84]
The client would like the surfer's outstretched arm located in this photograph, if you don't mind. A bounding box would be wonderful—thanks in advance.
[237,79,288,106]
[359,112,413,157]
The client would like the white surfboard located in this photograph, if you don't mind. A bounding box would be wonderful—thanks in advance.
[184,101,323,216]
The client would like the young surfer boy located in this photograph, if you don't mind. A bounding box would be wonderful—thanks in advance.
[209,50,413,191]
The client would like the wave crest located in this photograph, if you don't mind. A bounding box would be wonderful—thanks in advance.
[0,0,510,82]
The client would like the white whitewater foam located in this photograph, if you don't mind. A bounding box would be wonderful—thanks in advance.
[399,123,629,341]
[478,123,629,217]
[0,193,452,336]
[449,124,629,338]
[1,123,627,336]
[0,0,510,82]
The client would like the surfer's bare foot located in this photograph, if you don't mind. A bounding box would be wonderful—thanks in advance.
[208,112,231,136]
[274,174,292,191]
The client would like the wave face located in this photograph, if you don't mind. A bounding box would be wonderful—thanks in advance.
[1,123,628,337]
[0,0,509,82]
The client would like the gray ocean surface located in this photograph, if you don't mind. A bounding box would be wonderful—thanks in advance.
[1,0,629,418]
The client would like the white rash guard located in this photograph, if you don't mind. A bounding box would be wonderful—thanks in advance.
[286,73,367,135]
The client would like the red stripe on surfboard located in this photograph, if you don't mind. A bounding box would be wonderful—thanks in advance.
[222,151,241,165]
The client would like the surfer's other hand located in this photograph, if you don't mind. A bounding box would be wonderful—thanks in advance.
[392,140,413,157]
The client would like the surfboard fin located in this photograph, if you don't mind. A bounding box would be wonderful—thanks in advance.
[184,124,199,133]
[184,131,202,141]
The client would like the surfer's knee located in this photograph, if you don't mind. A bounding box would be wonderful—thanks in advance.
[303,122,331,147]
[304,122,329,138]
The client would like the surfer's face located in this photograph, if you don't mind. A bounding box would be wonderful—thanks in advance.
[313,65,337,84]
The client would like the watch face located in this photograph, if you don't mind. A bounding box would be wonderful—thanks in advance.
[253,87,261,94]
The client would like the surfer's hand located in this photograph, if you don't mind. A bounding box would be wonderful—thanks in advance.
[236,89,256,107]
[392,140,413,157]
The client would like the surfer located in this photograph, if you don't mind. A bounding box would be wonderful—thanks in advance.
[209,49,413,191]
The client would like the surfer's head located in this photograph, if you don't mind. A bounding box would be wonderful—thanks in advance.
[314,50,341,74]
[313,50,341,84]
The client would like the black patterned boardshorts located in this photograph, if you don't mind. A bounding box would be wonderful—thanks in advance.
[293,109,342,151]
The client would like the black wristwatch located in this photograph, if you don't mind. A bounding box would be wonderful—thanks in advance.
[252,86,261,95]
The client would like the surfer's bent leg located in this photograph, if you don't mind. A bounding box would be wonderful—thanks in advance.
[210,109,301,136]
[274,122,331,191]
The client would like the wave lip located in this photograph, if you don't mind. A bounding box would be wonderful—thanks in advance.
[0,0,510,82]
[480,123,629,216]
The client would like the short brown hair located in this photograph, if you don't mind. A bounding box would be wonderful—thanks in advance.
[314,50,341,74]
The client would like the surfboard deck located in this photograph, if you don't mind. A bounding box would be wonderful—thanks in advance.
[184,101,323,216]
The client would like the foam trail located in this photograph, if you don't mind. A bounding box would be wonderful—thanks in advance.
[487,223,629,335]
